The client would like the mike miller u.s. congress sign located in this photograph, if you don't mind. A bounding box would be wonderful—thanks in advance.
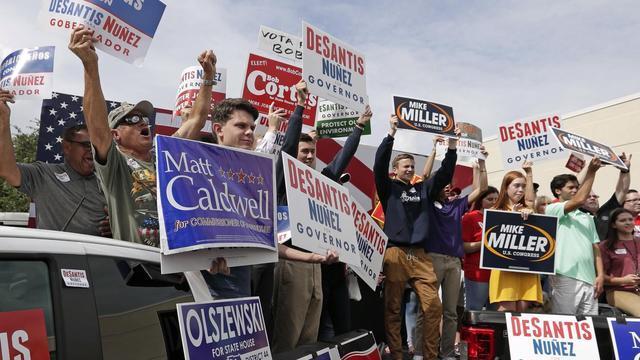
[551,127,628,171]
[155,136,277,274]
[393,96,455,136]
[480,210,558,275]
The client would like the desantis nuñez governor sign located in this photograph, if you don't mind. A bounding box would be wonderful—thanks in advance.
[156,136,277,274]
[480,210,557,275]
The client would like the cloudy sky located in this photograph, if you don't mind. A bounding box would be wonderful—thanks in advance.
[2,0,639,147]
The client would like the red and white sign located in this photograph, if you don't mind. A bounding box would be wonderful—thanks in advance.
[243,53,317,126]
[506,313,599,359]
[349,198,387,290]
[302,21,367,113]
[282,152,359,266]
[0,309,49,360]
[497,114,564,169]
[61,268,89,288]
[174,66,226,119]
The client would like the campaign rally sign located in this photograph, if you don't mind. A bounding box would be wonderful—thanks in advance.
[0,46,54,99]
[302,21,367,113]
[350,198,387,290]
[497,114,563,169]
[393,96,455,136]
[177,297,271,360]
[506,313,599,359]
[551,127,628,170]
[155,136,277,273]
[282,152,360,266]
[0,309,49,359]
[436,122,484,163]
[243,53,318,126]
[480,210,557,275]
[258,25,302,62]
[607,317,640,360]
[174,66,226,118]
[316,100,371,138]
[277,206,291,244]
[40,0,166,65]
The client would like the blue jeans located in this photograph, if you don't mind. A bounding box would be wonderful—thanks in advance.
[464,279,490,310]
[404,290,418,347]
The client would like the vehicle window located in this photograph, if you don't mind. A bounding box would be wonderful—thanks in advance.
[88,255,193,360]
[0,260,56,358]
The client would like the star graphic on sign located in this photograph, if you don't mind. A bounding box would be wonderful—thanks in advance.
[218,166,226,178]
[60,102,68,109]
[54,154,62,161]
[110,102,118,108]
[69,112,77,119]
[45,143,52,151]
[55,136,63,143]
[248,173,256,184]
[51,93,58,98]
[49,108,57,116]
[256,175,265,185]
[58,119,66,126]
[226,168,235,180]
[71,96,79,102]
[237,169,247,183]
[46,126,54,133]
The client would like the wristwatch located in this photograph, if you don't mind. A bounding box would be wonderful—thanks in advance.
[202,79,217,86]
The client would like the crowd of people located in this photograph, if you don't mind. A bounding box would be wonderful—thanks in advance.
[1,25,639,360]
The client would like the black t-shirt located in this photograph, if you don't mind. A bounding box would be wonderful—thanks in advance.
[595,194,621,240]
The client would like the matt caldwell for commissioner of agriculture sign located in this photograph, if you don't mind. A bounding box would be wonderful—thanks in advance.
[40,0,166,65]
[302,21,367,113]
[0,46,54,99]
[497,113,563,169]
[177,297,271,360]
[156,136,277,274]
[480,210,557,275]
[506,313,599,359]
[551,127,628,170]
[393,96,456,137]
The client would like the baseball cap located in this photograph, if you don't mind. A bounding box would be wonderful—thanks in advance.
[108,100,154,129]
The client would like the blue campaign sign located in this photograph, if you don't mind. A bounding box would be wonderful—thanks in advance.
[156,135,276,254]
[85,0,166,37]
[277,206,291,243]
[177,297,272,360]
[608,318,640,360]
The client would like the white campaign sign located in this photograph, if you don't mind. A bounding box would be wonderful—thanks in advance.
[506,313,600,359]
[258,25,302,62]
[349,198,387,290]
[281,152,360,266]
[497,114,564,169]
[60,269,89,288]
[302,21,367,113]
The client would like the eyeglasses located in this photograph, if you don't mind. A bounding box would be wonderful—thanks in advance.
[118,114,149,127]
[67,139,92,149]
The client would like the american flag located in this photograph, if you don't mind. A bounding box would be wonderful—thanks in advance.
[36,92,157,163]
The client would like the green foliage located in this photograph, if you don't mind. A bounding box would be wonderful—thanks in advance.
[0,121,39,212]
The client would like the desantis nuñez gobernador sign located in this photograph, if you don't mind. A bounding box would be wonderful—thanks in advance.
[480,210,557,275]
[156,136,277,274]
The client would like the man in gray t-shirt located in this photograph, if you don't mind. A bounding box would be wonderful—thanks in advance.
[0,91,108,235]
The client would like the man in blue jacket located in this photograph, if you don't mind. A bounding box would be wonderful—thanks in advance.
[374,115,458,360]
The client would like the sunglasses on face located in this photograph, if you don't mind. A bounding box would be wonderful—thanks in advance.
[118,114,149,127]
[67,139,92,150]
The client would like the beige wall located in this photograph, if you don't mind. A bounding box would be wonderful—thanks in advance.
[483,93,640,199]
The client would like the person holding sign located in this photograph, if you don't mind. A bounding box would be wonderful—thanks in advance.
[374,114,458,360]
[489,161,542,312]
[545,158,604,315]
[599,208,640,316]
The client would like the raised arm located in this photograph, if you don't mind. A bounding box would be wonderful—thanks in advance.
[467,147,489,205]
[614,153,632,204]
[427,128,459,199]
[564,157,602,214]
[322,105,372,180]
[374,115,397,208]
[0,91,19,186]
[522,160,535,208]
[68,26,111,163]
[422,136,444,179]
[255,103,285,153]
[173,50,216,139]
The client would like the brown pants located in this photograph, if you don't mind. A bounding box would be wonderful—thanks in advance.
[606,290,640,317]
[272,259,323,353]
[384,247,442,360]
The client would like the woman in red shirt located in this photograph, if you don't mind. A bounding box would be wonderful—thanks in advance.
[599,208,640,316]
[461,186,498,310]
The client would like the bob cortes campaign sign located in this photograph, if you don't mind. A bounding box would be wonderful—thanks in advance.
[480,210,558,275]
[393,96,455,136]
[551,127,628,170]
[497,114,564,169]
